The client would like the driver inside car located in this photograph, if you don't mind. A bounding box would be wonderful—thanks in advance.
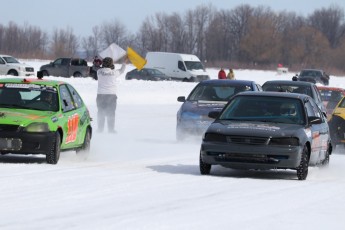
[40,91,58,111]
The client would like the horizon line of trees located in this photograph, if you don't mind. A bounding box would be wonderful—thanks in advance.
[1,4,345,74]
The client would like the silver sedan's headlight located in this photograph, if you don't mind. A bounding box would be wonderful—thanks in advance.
[269,137,299,146]
[24,123,49,132]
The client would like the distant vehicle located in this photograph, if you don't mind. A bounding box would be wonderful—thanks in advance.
[200,91,331,180]
[294,69,330,85]
[0,78,92,164]
[262,80,326,116]
[176,79,262,140]
[125,68,170,81]
[317,86,345,118]
[328,97,345,149]
[39,58,91,78]
[0,54,35,76]
[145,52,210,82]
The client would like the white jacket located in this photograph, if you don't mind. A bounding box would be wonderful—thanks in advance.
[97,63,126,94]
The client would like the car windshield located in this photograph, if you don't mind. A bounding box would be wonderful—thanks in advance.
[2,56,20,64]
[219,96,306,125]
[263,84,313,97]
[337,98,345,108]
[0,84,59,112]
[300,70,322,77]
[319,89,343,102]
[188,84,253,102]
[147,69,164,75]
[184,61,204,70]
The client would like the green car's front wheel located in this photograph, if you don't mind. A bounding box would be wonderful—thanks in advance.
[46,132,61,164]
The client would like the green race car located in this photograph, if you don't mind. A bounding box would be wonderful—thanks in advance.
[0,78,92,164]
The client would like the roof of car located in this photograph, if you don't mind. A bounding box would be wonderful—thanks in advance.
[300,69,323,72]
[236,91,309,99]
[199,79,257,86]
[263,80,315,86]
[317,86,345,91]
[0,78,66,87]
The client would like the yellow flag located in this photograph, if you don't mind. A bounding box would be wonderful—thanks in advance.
[127,47,147,70]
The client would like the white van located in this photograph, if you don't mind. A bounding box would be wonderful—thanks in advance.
[145,52,210,82]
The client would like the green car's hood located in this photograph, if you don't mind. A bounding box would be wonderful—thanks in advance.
[0,108,56,126]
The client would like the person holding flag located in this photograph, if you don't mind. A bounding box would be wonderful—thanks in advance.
[96,56,128,133]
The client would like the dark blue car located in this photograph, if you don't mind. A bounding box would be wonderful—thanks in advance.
[176,79,262,140]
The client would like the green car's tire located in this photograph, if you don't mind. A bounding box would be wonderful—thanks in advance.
[76,128,91,160]
[46,132,61,164]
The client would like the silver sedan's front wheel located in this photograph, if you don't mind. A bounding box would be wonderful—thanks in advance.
[297,146,309,180]
[199,151,211,175]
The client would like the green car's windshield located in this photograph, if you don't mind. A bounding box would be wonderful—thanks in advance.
[219,96,306,125]
[0,84,59,112]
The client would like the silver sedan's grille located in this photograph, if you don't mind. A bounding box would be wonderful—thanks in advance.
[226,136,269,145]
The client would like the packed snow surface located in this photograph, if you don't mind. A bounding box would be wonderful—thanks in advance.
[1,60,345,229]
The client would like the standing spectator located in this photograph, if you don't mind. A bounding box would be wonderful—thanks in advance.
[218,68,226,79]
[93,56,103,67]
[96,56,128,133]
[227,69,235,80]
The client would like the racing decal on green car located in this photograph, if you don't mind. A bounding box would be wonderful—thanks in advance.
[66,113,79,143]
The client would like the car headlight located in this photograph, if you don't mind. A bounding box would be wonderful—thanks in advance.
[24,123,49,132]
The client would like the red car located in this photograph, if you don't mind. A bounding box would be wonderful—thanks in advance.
[317,86,345,117]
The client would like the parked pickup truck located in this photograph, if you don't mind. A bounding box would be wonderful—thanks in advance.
[39,58,91,78]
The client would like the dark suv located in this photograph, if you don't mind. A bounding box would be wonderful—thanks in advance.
[294,69,330,85]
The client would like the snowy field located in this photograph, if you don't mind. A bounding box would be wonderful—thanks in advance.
[1,60,345,230]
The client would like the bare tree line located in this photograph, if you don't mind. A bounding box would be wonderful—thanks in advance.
[1,4,345,74]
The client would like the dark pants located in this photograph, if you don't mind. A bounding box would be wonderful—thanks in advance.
[96,94,117,132]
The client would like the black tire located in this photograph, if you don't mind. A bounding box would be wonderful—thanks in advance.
[76,129,91,160]
[7,70,18,76]
[76,129,91,153]
[42,70,49,76]
[199,152,211,175]
[321,146,330,166]
[73,72,82,78]
[297,146,309,180]
[46,132,61,164]
[189,77,197,82]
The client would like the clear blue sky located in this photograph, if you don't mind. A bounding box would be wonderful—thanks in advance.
[1,0,345,37]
